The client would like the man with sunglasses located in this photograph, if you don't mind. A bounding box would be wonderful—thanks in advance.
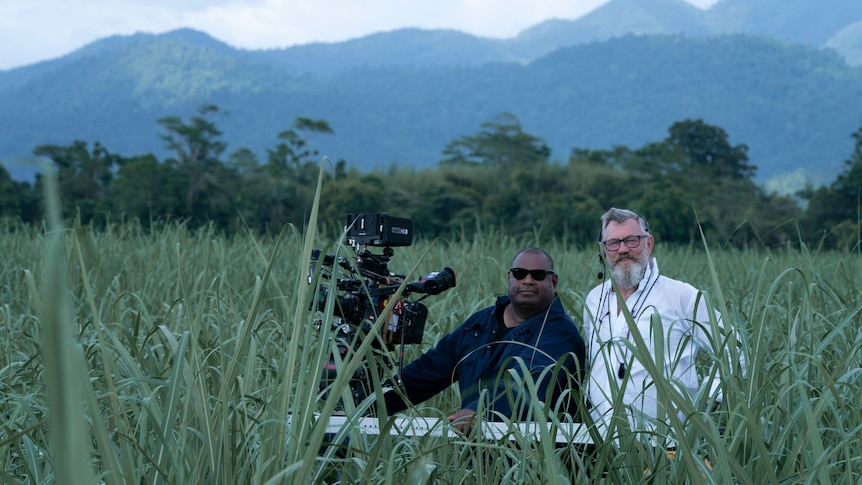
[584,207,742,437]
[384,247,586,431]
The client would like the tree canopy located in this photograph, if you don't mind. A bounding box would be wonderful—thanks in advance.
[2,105,859,250]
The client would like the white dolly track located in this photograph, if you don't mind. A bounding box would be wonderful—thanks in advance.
[294,414,593,445]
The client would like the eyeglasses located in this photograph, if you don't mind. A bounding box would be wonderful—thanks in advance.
[602,235,649,251]
[509,268,555,281]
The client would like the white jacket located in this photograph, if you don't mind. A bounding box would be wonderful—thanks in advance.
[583,258,736,436]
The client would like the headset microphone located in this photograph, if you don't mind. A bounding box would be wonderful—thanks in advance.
[596,231,605,280]
[597,252,605,280]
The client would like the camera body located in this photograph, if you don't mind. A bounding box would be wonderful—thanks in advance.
[310,213,456,410]
[345,212,413,247]
[314,281,429,346]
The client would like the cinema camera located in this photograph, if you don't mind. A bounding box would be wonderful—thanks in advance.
[309,213,456,409]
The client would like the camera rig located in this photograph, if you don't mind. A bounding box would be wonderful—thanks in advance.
[309,213,456,410]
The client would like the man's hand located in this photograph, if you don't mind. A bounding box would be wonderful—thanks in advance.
[447,408,477,433]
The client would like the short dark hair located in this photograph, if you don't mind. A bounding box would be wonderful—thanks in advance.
[511,247,554,270]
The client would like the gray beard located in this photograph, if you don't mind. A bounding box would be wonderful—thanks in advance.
[610,257,647,290]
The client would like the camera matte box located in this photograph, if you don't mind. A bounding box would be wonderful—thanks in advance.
[346,212,413,246]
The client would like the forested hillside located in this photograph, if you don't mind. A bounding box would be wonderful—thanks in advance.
[705,0,862,45]
[1,31,860,190]
[251,0,862,72]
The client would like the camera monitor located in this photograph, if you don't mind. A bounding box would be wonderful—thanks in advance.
[345,212,412,247]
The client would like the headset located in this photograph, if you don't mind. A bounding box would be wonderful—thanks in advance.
[596,230,606,281]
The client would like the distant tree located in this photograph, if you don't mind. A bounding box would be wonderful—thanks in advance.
[440,112,550,168]
[665,119,756,180]
[565,121,773,246]
[159,104,227,165]
[635,184,701,243]
[32,140,119,223]
[0,164,40,222]
[420,168,487,233]
[157,103,243,229]
[266,117,333,180]
[270,118,333,165]
[319,171,392,231]
[235,117,334,231]
[832,125,862,211]
[800,124,862,248]
[110,154,185,226]
[226,147,260,175]
[568,146,637,170]
[627,119,755,181]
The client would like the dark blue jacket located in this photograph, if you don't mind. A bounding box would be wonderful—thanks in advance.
[385,294,585,419]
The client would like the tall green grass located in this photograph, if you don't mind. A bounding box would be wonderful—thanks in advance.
[1,166,860,483]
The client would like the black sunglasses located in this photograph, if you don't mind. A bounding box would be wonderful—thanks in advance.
[509,268,555,281]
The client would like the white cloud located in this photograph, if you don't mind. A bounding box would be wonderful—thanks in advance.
[0,1,182,69]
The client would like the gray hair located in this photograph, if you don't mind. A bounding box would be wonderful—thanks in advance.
[600,208,650,238]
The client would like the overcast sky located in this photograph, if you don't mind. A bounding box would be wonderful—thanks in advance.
[0,0,720,71]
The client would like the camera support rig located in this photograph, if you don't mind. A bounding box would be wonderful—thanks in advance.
[309,213,456,410]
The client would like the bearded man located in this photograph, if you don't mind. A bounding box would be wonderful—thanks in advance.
[582,207,743,437]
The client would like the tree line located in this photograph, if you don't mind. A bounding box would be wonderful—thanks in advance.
[1,104,860,250]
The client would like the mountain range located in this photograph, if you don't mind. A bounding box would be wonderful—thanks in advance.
[1,0,862,192]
